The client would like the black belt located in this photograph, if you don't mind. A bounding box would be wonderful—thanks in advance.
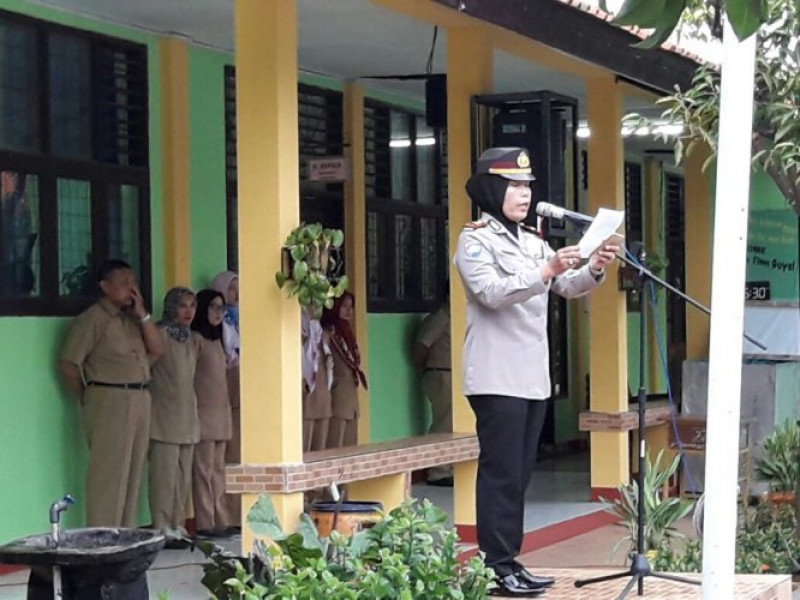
[86,381,150,390]
[424,368,451,373]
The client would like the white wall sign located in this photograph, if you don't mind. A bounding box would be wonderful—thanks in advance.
[307,156,349,182]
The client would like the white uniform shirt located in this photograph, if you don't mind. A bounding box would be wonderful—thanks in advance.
[454,213,603,400]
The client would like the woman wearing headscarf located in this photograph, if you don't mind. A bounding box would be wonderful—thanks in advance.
[211,271,241,465]
[148,287,201,545]
[190,289,233,536]
[321,291,368,448]
[454,147,619,596]
[302,308,333,452]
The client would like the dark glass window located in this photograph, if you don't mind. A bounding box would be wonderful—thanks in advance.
[0,11,150,315]
[0,20,39,153]
[365,100,447,313]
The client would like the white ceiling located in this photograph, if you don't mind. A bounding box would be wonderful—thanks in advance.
[27,0,672,152]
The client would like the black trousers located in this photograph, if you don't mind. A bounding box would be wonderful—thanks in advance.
[468,395,548,577]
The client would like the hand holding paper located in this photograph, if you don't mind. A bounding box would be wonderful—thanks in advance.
[577,208,625,258]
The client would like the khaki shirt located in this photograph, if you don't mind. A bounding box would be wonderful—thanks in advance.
[417,307,451,370]
[454,213,603,399]
[61,298,150,385]
[149,329,200,444]
[194,336,233,442]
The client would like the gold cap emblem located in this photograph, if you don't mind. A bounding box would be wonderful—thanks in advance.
[517,151,531,169]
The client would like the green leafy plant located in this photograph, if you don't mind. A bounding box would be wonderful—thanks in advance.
[655,500,800,574]
[754,420,800,493]
[194,494,494,599]
[61,264,95,298]
[601,449,694,557]
[275,222,348,318]
[609,0,800,217]
[600,0,770,46]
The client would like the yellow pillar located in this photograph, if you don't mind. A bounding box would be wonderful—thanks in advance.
[586,77,629,492]
[644,159,661,390]
[643,159,673,463]
[348,474,408,512]
[159,36,191,287]
[684,145,713,360]
[447,26,492,528]
[234,0,303,550]
[343,82,371,444]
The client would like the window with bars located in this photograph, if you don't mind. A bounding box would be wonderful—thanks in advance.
[0,11,150,315]
[224,73,346,272]
[664,173,686,395]
[365,100,448,312]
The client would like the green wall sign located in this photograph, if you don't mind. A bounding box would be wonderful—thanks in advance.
[746,210,799,303]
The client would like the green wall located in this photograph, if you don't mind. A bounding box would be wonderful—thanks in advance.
[189,47,230,291]
[366,313,429,441]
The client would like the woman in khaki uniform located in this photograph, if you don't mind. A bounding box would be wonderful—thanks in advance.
[191,289,233,535]
[322,292,367,449]
[211,271,240,464]
[302,309,333,452]
[148,287,200,543]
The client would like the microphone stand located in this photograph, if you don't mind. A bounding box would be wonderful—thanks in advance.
[573,244,766,598]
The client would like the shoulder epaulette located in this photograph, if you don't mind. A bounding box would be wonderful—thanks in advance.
[463,221,488,230]
[519,223,541,236]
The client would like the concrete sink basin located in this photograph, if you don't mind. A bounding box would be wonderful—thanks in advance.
[0,528,165,599]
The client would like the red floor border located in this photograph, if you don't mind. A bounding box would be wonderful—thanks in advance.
[457,508,618,561]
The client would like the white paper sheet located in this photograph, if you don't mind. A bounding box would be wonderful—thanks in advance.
[577,208,625,258]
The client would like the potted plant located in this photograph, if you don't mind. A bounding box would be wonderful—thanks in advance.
[193,494,494,599]
[754,420,800,505]
[601,449,694,559]
[275,222,348,318]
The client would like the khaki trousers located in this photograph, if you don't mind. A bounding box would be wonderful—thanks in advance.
[149,441,194,531]
[193,440,232,532]
[303,418,330,453]
[81,387,150,528]
[327,417,358,449]
[422,370,453,480]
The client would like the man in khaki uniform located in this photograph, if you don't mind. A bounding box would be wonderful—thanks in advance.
[412,299,453,486]
[59,259,164,527]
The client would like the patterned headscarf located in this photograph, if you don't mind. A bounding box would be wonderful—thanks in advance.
[158,287,196,342]
[321,292,368,390]
[211,270,239,330]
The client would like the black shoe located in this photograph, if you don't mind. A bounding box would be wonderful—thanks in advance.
[514,568,555,589]
[196,528,226,539]
[427,477,454,487]
[489,574,546,597]
[164,537,191,550]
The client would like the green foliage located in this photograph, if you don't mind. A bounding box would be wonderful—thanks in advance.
[653,501,800,575]
[754,420,800,492]
[617,0,800,216]
[275,222,348,318]
[601,450,694,556]
[195,495,494,599]
[606,0,768,43]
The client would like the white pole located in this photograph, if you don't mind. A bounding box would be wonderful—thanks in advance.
[701,19,757,598]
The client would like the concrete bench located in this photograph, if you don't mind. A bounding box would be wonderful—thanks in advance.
[225,432,478,496]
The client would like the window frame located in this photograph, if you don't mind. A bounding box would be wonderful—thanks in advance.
[0,10,150,316]
[365,100,448,313]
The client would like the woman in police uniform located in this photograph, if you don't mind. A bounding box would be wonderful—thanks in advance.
[454,147,618,597]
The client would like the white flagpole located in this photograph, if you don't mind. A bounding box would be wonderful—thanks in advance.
[700,18,757,598]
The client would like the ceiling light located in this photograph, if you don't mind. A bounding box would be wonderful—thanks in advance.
[389,139,412,148]
[415,137,436,146]
[576,126,591,139]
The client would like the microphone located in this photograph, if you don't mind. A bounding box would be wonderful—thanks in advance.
[536,202,594,226]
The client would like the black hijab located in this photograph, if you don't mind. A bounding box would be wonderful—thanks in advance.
[465,173,518,238]
[192,289,225,342]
